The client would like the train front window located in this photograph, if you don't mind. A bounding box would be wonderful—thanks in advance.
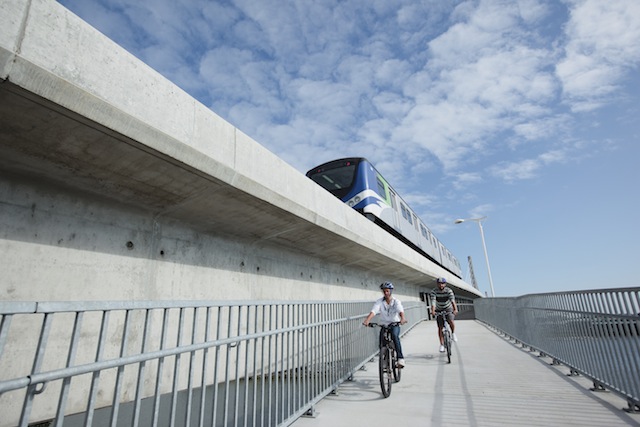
[307,161,357,198]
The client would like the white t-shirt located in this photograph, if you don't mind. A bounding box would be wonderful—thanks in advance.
[370,297,404,325]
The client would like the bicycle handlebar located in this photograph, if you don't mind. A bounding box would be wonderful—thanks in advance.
[365,322,401,328]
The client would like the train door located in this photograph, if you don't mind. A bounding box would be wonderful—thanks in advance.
[412,213,420,244]
[388,189,401,231]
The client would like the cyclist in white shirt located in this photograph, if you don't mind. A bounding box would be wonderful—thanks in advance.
[363,282,407,368]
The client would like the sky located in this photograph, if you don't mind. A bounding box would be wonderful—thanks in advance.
[57,0,640,297]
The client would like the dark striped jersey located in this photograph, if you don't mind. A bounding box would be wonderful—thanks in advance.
[430,286,455,311]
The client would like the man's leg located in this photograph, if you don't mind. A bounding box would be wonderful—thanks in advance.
[448,312,458,342]
[437,315,444,344]
[391,324,404,359]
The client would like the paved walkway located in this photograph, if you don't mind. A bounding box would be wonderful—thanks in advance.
[292,320,640,427]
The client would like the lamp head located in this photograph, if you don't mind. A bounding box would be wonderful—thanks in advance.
[454,219,465,224]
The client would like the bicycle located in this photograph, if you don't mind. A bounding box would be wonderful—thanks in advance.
[435,311,453,363]
[367,322,401,397]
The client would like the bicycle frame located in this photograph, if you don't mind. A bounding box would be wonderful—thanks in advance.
[435,312,453,364]
[368,322,401,397]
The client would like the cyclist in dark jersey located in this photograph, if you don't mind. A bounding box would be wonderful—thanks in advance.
[430,277,458,352]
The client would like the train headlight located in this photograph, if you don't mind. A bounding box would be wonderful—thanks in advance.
[348,200,355,207]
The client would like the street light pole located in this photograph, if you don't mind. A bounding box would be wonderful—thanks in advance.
[454,216,496,297]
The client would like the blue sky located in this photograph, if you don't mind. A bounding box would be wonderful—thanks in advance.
[57,0,640,297]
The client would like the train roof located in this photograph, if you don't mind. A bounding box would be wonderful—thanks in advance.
[305,157,368,174]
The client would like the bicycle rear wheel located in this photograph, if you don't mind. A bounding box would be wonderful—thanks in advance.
[378,346,392,397]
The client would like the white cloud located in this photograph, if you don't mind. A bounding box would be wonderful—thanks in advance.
[557,0,640,111]
[489,148,567,181]
[511,114,569,143]
[388,1,563,173]
[452,172,483,191]
[516,0,550,24]
[538,149,566,164]
[490,158,541,181]
[469,204,494,219]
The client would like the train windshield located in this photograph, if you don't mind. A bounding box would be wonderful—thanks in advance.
[306,159,359,199]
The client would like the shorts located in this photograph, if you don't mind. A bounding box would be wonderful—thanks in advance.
[435,309,454,328]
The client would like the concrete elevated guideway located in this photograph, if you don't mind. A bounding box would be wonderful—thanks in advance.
[0,0,481,304]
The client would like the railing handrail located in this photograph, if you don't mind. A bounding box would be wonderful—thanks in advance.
[474,287,640,412]
[1,299,405,314]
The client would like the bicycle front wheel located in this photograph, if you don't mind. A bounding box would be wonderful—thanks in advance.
[378,346,392,397]
[391,347,401,382]
[444,330,452,364]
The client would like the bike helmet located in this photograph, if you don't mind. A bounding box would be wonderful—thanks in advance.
[380,281,394,290]
[436,277,447,284]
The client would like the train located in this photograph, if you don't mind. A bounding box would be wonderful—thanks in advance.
[306,157,462,278]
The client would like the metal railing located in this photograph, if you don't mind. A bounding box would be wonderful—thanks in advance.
[0,300,427,426]
[474,288,640,412]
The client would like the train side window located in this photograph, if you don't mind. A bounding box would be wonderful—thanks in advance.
[376,177,386,198]
[402,205,412,224]
[389,189,398,210]
[412,214,418,230]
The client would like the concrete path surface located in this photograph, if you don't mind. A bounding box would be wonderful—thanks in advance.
[292,320,639,427]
